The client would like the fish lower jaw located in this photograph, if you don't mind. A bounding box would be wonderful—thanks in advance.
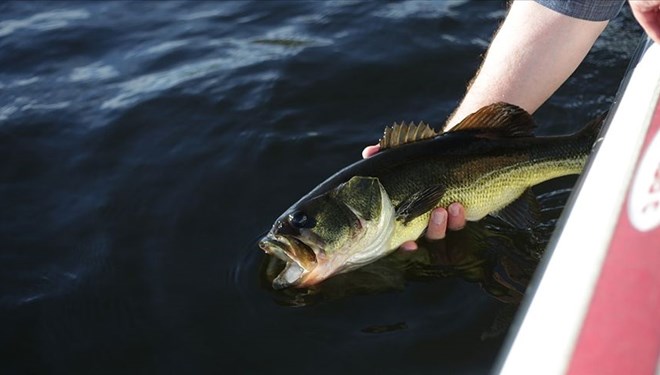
[275,259,349,289]
[272,261,310,290]
[271,254,337,289]
[296,262,344,287]
[294,272,329,288]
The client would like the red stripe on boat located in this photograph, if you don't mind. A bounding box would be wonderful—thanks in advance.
[568,97,660,374]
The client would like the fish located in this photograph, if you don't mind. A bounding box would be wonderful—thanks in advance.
[259,102,604,289]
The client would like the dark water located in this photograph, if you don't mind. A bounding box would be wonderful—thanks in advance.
[0,1,641,374]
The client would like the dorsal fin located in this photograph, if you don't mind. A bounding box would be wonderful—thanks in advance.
[379,121,438,150]
[446,102,536,137]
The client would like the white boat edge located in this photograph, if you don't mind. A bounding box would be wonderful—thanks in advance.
[496,38,660,375]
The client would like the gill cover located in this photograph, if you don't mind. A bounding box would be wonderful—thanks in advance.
[308,175,393,258]
[322,175,396,269]
[334,175,387,222]
[278,175,397,288]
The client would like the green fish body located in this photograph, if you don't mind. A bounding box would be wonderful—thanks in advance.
[259,103,603,289]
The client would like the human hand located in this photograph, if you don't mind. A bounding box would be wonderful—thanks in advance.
[630,0,660,44]
[399,204,467,251]
[361,144,466,250]
[361,144,380,159]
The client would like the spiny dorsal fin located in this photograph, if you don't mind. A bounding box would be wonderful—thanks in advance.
[379,121,437,150]
[446,102,536,137]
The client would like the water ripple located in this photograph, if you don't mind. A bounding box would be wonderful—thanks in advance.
[0,9,90,37]
[178,6,243,22]
[0,97,70,122]
[69,62,119,83]
[373,0,465,19]
[142,40,189,56]
[102,37,306,110]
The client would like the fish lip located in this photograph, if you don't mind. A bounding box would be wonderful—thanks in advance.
[258,236,286,255]
[259,234,317,289]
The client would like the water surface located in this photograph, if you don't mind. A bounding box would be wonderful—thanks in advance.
[0,1,641,374]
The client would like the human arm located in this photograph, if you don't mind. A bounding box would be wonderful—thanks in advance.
[445,0,609,128]
[363,0,613,250]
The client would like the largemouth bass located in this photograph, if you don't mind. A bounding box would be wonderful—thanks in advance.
[259,102,603,289]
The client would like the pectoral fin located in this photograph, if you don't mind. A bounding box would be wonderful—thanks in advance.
[395,185,446,224]
[490,189,540,229]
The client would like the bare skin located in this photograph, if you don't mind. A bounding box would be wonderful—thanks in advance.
[363,0,658,250]
[446,1,608,129]
[629,0,660,44]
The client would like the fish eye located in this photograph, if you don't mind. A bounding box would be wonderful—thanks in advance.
[288,211,314,229]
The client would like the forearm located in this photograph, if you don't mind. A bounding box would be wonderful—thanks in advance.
[445,1,608,129]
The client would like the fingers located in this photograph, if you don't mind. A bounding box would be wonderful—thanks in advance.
[362,144,380,159]
[447,202,466,231]
[399,241,418,251]
[426,208,448,240]
[400,204,466,251]
[423,204,466,239]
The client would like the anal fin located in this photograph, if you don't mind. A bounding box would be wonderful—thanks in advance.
[490,189,540,229]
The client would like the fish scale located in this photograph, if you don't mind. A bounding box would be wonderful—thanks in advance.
[260,102,604,288]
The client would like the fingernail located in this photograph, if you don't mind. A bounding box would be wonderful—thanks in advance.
[400,242,417,251]
[362,145,380,159]
[431,209,447,225]
[448,203,461,217]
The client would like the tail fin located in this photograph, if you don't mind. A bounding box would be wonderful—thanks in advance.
[574,111,608,155]
[577,111,608,140]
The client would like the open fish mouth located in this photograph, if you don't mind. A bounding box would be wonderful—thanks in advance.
[258,235,317,289]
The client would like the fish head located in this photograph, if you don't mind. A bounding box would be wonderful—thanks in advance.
[259,176,396,289]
